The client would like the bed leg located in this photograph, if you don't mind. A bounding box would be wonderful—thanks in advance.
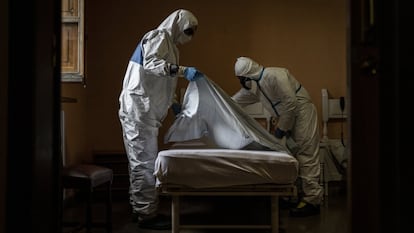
[172,195,180,233]
[271,196,279,233]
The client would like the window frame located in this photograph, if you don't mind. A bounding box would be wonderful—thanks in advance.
[61,0,84,83]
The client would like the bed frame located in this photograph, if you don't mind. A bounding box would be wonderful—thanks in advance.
[158,183,297,233]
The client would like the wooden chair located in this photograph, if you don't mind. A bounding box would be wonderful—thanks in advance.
[62,164,113,233]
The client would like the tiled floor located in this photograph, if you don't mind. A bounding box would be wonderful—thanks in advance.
[63,182,348,233]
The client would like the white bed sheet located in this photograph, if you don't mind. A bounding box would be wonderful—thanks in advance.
[155,148,298,189]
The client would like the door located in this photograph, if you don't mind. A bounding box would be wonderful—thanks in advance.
[349,1,407,232]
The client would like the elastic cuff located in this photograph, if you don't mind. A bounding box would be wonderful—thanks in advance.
[177,66,187,77]
[169,64,179,76]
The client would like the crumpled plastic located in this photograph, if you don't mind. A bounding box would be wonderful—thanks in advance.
[164,75,290,154]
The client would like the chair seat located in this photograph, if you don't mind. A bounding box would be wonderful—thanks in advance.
[62,163,113,233]
[62,164,113,189]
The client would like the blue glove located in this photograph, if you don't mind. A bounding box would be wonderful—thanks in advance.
[171,103,182,116]
[274,128,286,139]
[184,67,203,81]
[194,71,204,80]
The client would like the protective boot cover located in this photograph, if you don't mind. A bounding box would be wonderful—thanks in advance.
[164,75,290,153]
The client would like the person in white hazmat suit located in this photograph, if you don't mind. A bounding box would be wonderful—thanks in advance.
[118,9,202,230]
[232,56,323,217]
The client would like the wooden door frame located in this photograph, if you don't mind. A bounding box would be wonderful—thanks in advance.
[5,0,62,232]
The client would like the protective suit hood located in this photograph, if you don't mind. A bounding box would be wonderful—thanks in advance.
[157,9,198,45]
[234,57,264,81]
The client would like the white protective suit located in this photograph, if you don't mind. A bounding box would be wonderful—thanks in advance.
[232,57,323,205]
[118,9,198,217]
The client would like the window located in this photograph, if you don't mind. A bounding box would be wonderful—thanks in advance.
[61,0,84,82]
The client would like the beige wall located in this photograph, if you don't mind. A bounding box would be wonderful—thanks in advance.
[62,0,347,164]
[61,84,88,164]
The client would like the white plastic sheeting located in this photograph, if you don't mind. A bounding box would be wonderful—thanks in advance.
[155,148,298,188]
[164,76,290,153]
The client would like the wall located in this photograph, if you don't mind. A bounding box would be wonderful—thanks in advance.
[62,0,347,164]
[61,84,88,164]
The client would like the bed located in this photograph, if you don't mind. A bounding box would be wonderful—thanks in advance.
[155,77,299,232]
[154,140,298,233]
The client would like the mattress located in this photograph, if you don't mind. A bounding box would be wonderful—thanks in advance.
[154,146,298,189]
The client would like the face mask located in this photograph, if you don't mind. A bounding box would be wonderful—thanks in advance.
[238,76,252,90]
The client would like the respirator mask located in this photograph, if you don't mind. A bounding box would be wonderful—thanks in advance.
[238,76,253,90]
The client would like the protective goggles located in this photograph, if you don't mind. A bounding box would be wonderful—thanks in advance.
[184,27,196,36]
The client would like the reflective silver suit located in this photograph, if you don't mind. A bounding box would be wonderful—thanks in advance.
[118,9,198,216]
